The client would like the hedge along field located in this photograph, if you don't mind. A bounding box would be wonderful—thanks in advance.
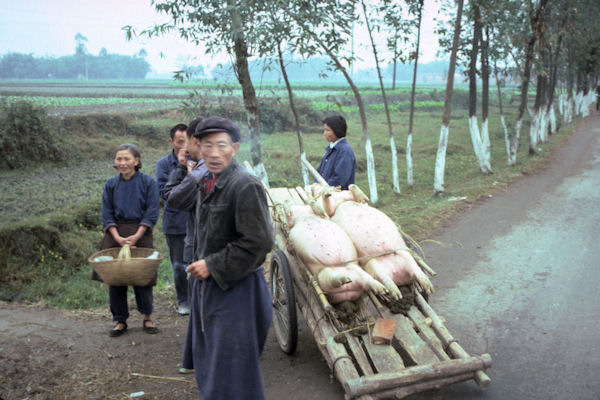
[0,79,579,309]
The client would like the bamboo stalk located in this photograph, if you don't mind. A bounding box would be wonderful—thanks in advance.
[131,373,189,382]
[366,372,473,400]
[415,292,492,389]
[344,354,492,397]
[301,156,328,186]
[410,251,437,276]
[285,253,361,389]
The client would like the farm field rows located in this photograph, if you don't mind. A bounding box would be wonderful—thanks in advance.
[0,78,579,310]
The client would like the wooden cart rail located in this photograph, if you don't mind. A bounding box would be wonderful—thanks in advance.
[267,186,491,400]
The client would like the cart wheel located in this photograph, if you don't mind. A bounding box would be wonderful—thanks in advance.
[270,250,298,355]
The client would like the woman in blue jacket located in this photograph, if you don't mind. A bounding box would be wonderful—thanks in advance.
[316,115,356,190]
[95,143,160,337]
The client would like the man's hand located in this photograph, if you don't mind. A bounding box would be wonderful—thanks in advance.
[186,260,211,280]
[177,148,189,166]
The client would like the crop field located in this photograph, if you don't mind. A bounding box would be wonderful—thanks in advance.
[0,78,576,307]
[0,79,537,230]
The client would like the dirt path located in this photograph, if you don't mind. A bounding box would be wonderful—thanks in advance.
[1,114,598,400]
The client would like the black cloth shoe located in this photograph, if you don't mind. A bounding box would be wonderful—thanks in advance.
[142,320,158,334]
[109,321,127,337]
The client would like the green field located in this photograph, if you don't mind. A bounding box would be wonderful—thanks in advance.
[0,79,579,308]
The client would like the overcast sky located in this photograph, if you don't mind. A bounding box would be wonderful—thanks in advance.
[0,0,444,78]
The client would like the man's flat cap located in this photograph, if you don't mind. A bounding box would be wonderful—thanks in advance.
[194,116,241,143]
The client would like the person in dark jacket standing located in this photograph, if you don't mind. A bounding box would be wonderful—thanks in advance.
[163,118,207,374]
[316,114,356,190]
[97,143,159,337]
[184,117,273,400]
[156,123,191,315]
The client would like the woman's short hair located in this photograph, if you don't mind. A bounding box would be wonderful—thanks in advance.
[115,143,142,171]
[323,115,347,138]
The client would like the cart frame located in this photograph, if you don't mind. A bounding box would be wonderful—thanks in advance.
[267,186,491,400]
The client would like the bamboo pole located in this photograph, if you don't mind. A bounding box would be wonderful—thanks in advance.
[301,155,328,186]
[285,252,361,390]
[344,354,492,397]
[366,372,473,400]
[415,292,492,388]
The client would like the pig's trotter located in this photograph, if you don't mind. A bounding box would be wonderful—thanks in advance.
[416,274,434,294]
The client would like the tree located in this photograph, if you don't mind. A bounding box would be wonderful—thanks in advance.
[256,1,311,186]
[510,0,549,164]
[433,0,464,194]
[466,1,492,174]
[362,0,400,193]
[405,0,424,187]
[74,33,88,56]
[125,1,270,185]
[287,0,379,203]
[74,32,89,81]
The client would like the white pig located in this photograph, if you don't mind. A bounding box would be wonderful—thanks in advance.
[286,204,388,304]
[325,188,434,299]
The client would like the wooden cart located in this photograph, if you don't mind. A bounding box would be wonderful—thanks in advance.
[266,185,492,400]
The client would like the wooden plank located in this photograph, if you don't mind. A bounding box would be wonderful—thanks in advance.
[287,187,305,205]
[368,372,474,400]
[267,187,295,206]
[285,254,362,390]
[361,334,405,373]
[345,334,375,376]
[406,306,450,361]
[415,293,492,389]
[389,313,440,365]
[343,354,492,398]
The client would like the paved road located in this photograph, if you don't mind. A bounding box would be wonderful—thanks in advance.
[264,115,600,400]
[415,115,600,400]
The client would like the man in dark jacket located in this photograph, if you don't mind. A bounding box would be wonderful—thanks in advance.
[156,123,191,315]
[316,114,356,190]
[184,117,274,400]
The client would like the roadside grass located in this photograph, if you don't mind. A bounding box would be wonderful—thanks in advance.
[0,85,586,310]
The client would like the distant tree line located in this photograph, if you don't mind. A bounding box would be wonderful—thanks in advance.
[0,50,151,79]
[209,57,453,84]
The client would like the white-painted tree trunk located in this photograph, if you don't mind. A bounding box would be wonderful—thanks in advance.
[529,110,539,153]
[565,93,573,124]
[253,162,269,189]
[468,116,492,173]
[390,136,400,194]
[558,93,564,115]
[406,133,414,187]
[501,115,511,164]
[300,151,309,187]
[481,117,491,168]
[508,119,522,166]
[365,137,378,204]
[538,109,548,143]
[581,90,594,117]
[434,124,449,193]
[548,105,557,135]
[575,90,584,116]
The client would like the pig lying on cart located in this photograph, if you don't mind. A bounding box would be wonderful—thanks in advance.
[281,184,434,305]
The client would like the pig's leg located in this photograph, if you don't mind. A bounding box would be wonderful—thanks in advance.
[364,258,403,300]
[344,264,389,297]
[396,252,435,294]
[316,267,352,290]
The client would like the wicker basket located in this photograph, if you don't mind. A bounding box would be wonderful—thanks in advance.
[89,245,162,286]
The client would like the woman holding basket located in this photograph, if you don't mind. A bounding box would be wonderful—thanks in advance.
[94,143,160,337]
